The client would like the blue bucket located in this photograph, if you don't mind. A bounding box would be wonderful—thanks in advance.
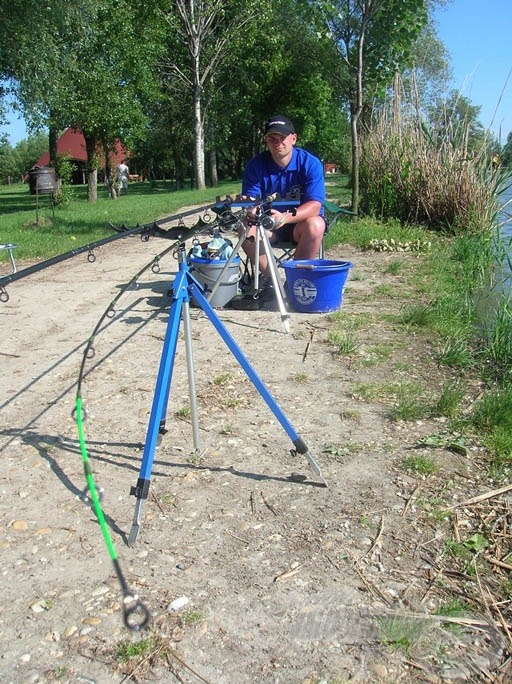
[281,259,353,313]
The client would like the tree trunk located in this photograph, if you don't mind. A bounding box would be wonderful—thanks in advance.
[350,13,369,217]
[350,109,360,216]
[49,127,58,168]
[209,149,218,187]
[173,147,185,190]
[193,84,205,190]
[208,122,218,186]
[103,149,118,199]
[84,134,98,202]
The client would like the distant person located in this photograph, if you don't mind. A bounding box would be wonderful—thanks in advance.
[116,160,129,194]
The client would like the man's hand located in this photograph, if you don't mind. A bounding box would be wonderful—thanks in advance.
[240,195,258,223]
[270,209,292,229]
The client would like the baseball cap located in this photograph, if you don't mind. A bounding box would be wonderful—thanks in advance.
[264,115,295,137]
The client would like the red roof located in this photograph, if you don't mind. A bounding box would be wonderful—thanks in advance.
[36,128,127,167]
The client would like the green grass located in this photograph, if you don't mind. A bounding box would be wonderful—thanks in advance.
[289,371,309,383]
[212,372,233,386]
[0,179,241,264]
[398,302,436,328]
[324,214,426,251]
[480,299,512,383]
[116,635,156,662]
[389,381,431,421]
[470,386,512,469]
[377,615,432,656]
[384,258,405,275]
[327,328,359,354]
[402,454,438,475]
[432,381,465,418]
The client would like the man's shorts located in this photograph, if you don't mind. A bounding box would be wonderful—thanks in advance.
[269,216,328,244]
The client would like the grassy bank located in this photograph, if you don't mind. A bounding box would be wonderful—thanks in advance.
[327,202,512,478]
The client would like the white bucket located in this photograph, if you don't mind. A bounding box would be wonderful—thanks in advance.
[189,256,241,308]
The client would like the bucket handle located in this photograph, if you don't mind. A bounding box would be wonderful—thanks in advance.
[285,262,351,270]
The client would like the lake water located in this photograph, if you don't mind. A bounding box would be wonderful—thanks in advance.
[499,182,512,291]
[500,183,512,237]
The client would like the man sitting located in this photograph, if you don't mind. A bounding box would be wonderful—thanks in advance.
[239,114,326,292]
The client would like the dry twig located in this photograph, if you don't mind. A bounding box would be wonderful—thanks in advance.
[302,329,315,363]
[224,529,250,545]
[450,483,512,508]
[274,564,303,583]
[353,516,384,567]
[260,491,278,515]
[400,483,420,516]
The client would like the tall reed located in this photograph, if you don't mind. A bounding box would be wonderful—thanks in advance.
[359,109,500,234]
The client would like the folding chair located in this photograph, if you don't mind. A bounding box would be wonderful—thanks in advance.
[272,235,324,265]
[323,199,357,231]
[0,243,17,274]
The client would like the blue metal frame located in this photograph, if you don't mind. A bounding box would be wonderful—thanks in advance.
[128,246,326,544]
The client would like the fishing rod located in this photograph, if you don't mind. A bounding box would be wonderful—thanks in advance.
[73,204,238,630]
[74,238,184,632]
[75,397,151,631]
[0,197,236,302]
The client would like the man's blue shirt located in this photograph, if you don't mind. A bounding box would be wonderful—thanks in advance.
[242,147,325,213]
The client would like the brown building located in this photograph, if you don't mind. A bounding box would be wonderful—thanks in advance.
[35,128,128,184]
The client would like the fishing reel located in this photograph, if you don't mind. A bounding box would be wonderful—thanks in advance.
[244,207,280,232]
[257,212,277,231]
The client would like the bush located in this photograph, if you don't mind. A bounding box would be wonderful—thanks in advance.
[53,154,76,205]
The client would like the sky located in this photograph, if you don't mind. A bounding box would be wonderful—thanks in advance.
[1,0,511,146]
[433,0,512,143]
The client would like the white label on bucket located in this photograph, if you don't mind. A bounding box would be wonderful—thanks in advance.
[292,278,317,305]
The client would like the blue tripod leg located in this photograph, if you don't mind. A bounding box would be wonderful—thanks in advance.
[189,280,327,487]
[128,270,187,546]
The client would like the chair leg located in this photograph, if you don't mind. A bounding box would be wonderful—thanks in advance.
[0,244,17,274]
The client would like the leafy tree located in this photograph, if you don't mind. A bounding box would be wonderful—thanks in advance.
[0,137,17,183]
[3,1,165,201]
[51,1,165,201]
[323,0,429,214]
[161,0,265,190]
[200,0,349,179]
[130,89,194,186]
[14,133,48,175]
[0,132,48,184]
[0,2,82,131]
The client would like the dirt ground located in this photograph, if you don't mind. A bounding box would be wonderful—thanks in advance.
[0,210,510,684]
